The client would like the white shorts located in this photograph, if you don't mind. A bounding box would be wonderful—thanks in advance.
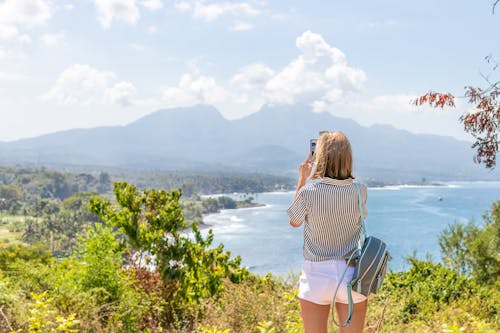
[298,259,358,305]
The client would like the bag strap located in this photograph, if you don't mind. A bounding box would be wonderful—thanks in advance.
[354,182,368,250]
[331,182,366,327]
[331,249,358,327]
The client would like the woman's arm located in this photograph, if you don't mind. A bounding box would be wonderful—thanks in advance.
[294,155,313,197]
[289,155,313,227]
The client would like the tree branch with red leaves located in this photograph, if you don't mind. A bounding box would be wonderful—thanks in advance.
[414,87,499,169]
[415,3,500,168]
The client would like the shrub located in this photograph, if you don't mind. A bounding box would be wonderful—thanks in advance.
[89,182,249,329]
[439,200,499,285]
[200,274,302,333]
[73,223,125,304]
[22,292,79,333]
[0,242,52,272]
[365,257,499,332]
[379,258,471,324]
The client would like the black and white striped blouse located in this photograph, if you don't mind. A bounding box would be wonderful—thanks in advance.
[287,177,368,262]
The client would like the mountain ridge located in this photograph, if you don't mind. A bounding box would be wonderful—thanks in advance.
[1,104,496,181]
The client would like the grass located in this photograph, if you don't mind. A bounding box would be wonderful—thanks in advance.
[0,214,34,223]
[0,229,22,242]
[0,214,29,242]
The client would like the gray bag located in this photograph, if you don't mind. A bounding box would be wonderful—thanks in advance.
[351,236,390,296]
[331,182,391,327]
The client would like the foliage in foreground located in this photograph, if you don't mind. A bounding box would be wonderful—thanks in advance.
[364,259,498,333]
[89,182,249,305]
[439,200,499,285]
[0,184,498,332]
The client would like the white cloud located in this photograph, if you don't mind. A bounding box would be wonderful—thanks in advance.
[311,100,327,113]
[0,24,31,42]
[295,30,346,66]
[0,0,52,27]
[175,1,191,12]
[35,31,367,120]
[230,21,254,31]
[92,0,140,28]
[159,31,367,119]
[236,30,366,106]
[40,32,65,47]
[175,1,260,22]
[159,72,228,107]
[41,64,136,107]
[231,63,275,90]
[104,81,137,106]
[0,0,51,43]
[140,0,163,11]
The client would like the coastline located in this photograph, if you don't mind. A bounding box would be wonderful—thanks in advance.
[197,181,500,275]
[196,180,500,231]
[199,202,271,229]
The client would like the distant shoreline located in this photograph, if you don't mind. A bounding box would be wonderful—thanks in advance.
[197,180,500,229]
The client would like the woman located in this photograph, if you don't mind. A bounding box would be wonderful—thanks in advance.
[288,131,368,333]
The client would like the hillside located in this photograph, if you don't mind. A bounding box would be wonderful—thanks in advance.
[0,104,497,182]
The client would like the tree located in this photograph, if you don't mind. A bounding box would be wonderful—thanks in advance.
[97,172,111,193]
[89,182,248,306]
[414,85,499,169]
[0,185,21,213]
[414,3,499,169]
[22,193,101,255]
[439,201,499,285]
[217,196,237,209]
[74,223,125,304]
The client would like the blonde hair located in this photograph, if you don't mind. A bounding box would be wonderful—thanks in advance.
[311,131,354,180]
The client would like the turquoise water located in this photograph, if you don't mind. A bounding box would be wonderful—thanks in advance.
[202,182,500,276]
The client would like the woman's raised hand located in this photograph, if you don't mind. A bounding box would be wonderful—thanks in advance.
[298,154,314,182]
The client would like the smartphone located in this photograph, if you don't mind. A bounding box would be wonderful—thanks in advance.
[310,139,318,157]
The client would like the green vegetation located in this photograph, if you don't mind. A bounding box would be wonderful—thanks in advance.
[0,165,292,202]
[0,166,271,252]
[0,166,112,204]
[0,166,112,248]
[110,170,293,197]
[0,165,497,332]
[439,201,499,285]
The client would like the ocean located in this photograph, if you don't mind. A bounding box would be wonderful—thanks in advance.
[202,181,500,276]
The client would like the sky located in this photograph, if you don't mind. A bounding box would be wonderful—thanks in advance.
[0,0,499,142]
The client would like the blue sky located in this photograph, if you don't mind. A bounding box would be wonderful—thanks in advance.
[1,0,499,141]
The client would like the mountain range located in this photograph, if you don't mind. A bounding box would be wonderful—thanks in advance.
[1,105,497,182]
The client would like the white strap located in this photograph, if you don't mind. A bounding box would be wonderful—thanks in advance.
[353,182,367,250]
